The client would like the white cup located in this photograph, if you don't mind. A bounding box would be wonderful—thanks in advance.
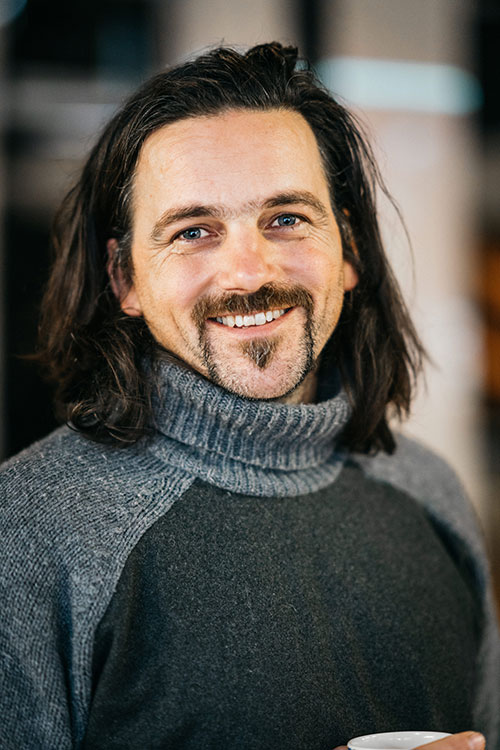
[348,732,451,750]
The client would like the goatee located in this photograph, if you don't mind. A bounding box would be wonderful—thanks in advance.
[241,338,278,369]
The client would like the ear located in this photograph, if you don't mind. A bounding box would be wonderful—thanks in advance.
[343,259,359,292]
[339,208,359,292]
[106,238,143,317]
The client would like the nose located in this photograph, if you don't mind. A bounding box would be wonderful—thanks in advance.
[215,226,279,293]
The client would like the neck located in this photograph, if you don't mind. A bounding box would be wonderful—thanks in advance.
[148,355,351,497]
[276,369,318,405]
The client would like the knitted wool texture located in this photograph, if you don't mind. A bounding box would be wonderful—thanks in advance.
[0,359,499,747]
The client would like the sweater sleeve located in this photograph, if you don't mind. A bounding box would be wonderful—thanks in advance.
[0,470,74,748]
[353,434,500,749]
[0,428,195,749]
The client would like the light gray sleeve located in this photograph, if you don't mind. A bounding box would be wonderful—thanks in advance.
[0,429,195,749]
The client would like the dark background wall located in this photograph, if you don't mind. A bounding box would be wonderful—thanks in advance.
[2,0,159,456]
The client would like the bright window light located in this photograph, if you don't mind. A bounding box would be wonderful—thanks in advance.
[317,56,482,115]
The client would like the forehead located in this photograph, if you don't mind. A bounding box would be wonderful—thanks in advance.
[132,109,331,212]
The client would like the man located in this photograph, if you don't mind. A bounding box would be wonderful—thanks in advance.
[0,42,498,749]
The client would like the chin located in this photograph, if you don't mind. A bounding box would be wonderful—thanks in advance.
[211,364,311,402]
[202,337,315,402]
[220,380,291,401]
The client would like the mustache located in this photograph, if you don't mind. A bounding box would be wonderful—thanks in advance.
[192,283,314,326]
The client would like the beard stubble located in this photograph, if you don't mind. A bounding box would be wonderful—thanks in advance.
[192,282,316,398]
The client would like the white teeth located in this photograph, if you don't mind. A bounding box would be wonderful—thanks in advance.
[217,308,288,328]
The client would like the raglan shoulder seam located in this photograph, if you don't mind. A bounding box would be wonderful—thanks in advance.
[0,425,199,748]
[350,433,500,745]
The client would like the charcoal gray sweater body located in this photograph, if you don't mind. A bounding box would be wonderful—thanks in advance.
[1,360,499,748]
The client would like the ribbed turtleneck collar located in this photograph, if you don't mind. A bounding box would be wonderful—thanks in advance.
[147,357,351,497]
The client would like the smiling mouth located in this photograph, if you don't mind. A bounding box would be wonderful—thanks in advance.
[210,307,292,328]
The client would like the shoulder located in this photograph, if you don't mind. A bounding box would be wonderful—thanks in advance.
[0,424,178,504]
[0,426,110,530]
[351,433,487,582]
[0,424,195,645]
[1,426,115,494]
[0,425,194,566]
[352,433,467,507]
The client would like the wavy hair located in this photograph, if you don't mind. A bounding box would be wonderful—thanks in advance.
[37,42,425,453]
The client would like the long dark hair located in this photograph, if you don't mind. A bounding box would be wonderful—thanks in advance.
[37,41,425,453]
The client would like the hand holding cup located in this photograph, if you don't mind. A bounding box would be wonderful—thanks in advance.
[333,731,486,750]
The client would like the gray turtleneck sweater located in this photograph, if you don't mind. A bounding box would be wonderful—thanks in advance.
[1,360,499,749]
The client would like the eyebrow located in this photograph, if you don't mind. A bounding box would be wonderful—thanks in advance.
[149,190,330,242]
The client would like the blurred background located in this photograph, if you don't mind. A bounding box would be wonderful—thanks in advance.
[0,0,499,597]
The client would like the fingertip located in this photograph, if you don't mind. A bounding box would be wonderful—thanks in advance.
[417,731,486,750]
[463,732,486,750]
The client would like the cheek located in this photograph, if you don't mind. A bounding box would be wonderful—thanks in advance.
[136,255,213,318]
[167,256,216,313]
[285,245,343,297]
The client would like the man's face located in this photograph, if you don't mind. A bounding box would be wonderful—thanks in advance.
[117,108,357,402]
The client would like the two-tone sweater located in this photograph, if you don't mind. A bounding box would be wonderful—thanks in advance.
[1,359,499,749]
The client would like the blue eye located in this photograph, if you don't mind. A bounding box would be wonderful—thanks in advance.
[180,227,203,240]
[275,214,298,227]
